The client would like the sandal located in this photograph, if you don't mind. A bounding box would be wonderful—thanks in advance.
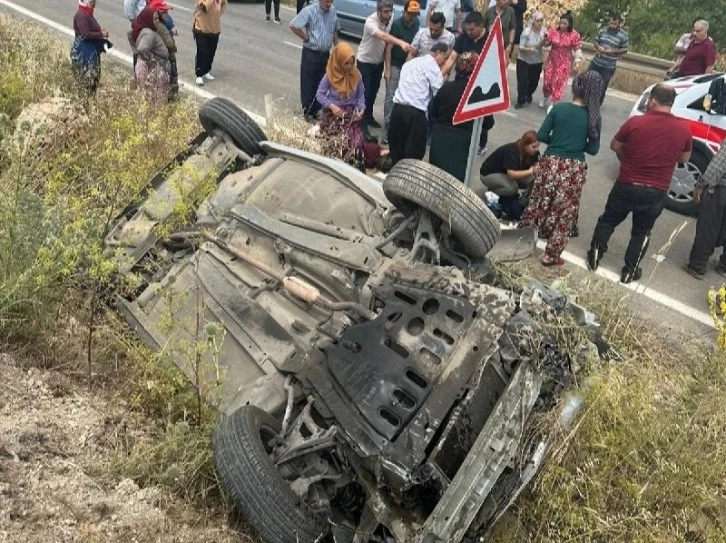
[541,255,565,267]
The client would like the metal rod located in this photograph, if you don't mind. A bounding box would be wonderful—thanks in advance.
[464,117,483,190]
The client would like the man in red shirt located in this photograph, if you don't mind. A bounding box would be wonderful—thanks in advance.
[676,19,716,77]
[586,84,692,283]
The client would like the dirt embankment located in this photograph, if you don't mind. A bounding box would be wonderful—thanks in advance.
[0,353,238,543]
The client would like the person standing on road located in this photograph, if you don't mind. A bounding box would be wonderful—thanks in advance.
[408,13,455,59]
[428,51,478,182]
[587,14,628,105]
[426,0,461,35]
[193,0,228,87]
[124,0,148,69]
[482,0,515,58]
[514,11,544,108]
[510,0,527,54]
[388,42,449,164]
[443,11,491,156]
[290,0,340,121]
[540,11,582,110]
[71,0,111,97]
[586,84,692,283]
[131,2,172,107]
[265,0,282,24]
[357,0,412,132]
[669,20,716,77]
[686,139,726,280]
[384,1,421,139]
[520,71,603,267]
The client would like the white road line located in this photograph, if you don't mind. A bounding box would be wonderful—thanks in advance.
[167,2,193,13]
[283,40,303,50]
[0,0,267,126]
[535,240,714,328]
[0,0,711,328]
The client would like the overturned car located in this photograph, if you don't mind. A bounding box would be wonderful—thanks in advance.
[105,98,603,543]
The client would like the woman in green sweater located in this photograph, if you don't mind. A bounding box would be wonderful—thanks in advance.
[520,71,604,266]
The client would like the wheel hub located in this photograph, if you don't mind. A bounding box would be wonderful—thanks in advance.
[669,162,702,202]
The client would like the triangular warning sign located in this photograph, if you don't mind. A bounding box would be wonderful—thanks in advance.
[452,17,510,124]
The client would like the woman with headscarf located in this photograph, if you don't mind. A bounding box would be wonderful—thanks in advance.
[70,0,111,96]
[515,11,545,108]
[540,11,582,109]
[129,1,173,108]
[520,71,603,266]
[315,43,366,168]
[478,130,540,220]
[428,51,478,182]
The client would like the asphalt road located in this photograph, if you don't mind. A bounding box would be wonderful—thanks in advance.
[0,0,718,337]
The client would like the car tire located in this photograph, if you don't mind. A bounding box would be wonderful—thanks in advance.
[199,97,267,158]
[213,405,329,543]
[383,159,501,258]
[666,149,709,216]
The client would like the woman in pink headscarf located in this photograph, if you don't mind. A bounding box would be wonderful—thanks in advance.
[70,0,111,96]
[129,0,173,107]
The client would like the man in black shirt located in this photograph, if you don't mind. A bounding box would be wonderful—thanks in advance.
[441,11,493,155]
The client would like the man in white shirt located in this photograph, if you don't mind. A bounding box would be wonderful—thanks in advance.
[388,42,450,164]
[426,0,461,34]
[357,0,413,130]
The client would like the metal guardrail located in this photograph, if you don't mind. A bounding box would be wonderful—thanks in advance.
[580,43,673,77]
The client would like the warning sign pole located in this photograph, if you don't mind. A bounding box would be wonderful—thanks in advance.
[464,118,482,189]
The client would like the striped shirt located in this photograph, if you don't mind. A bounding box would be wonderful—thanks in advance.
[291,2,340,52]
[591,27,629,70]
[411,28,455,57]
[703,139,726,188]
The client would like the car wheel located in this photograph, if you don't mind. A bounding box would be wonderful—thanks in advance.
[199,97,267,158]
[383,159,501,258]
[666,149,709,215]
[213,406,330,543]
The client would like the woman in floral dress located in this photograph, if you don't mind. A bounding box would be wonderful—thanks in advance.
[540,11,582,109]
[520,71,603,266]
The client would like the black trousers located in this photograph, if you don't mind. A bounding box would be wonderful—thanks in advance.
[480,114,494,149]
[515,59,542,105]
[589,182,667,273]
[587,64,615,105]
[265,0,280,17]
[357,60,384,125]
[194,31,220,77]
[296,0,308,12]
[388,103,428,165]
[300,47,329,118]
[688,185,726,273]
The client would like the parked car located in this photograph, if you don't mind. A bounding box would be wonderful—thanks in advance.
[336,0,474,39]
[629,72,726,215]
[105,97,604,543]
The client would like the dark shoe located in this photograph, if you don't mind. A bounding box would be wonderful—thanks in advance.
[569,224,579,238]
[367,117,382,129]
[274,16,282,23]
[620,267,643,284]
[526,96,533,104]
[514,102,525,109]
[380,136,388,145]
[685,263,705,280]
[586,247,601,271]
[265,14,271,21]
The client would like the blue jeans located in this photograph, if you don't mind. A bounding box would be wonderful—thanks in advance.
[300,47,329,118]
[587,63,615,104]
[357,60,384,124]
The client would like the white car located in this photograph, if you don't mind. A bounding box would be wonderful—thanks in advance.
[629,73,726,215]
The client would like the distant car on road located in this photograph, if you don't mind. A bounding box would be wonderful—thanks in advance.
[629,73,726,215]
